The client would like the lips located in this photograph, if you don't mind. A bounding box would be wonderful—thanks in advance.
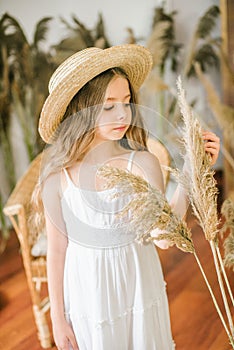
[113,125,127,131]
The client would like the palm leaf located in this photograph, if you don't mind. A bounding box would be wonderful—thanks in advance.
[1,13,29,50]
[152,7,176,26]
[187,43,219,77]
[94,13,110,48]
[54,13,111,62]
[33,17,53,48]
[150,6,181,74]
[53,14,95,58]
[0,116,16,189]
[59,16,75,31]
[71,15,94,46]
[52,35,87,64]
[196,5,220,39]
[0,58,11,129]
[184,5,220,76]
[147,21,171,67]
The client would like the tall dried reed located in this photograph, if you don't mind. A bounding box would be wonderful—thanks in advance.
[176,76,220,241]
[175,76,234,344]
[219,198,234,307]
[220,198,234,271]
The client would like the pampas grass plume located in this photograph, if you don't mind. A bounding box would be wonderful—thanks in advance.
[98,165,194,253]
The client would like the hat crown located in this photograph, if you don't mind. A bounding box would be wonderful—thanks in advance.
[48,47,102,93]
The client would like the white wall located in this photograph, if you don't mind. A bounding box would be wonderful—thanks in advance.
[0,0,163,46]
[0,0,219,47]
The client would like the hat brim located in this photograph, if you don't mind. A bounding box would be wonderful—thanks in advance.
[39,44,153,143]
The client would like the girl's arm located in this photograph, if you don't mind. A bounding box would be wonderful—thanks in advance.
[134,131,220,249]
[46,213,67,321]
[42,174,79,350]
[133,151,170,249]
[45,213,78,350]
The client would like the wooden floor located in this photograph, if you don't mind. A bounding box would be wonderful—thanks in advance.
[0,208,233,350]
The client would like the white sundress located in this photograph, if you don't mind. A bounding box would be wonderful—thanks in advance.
[61,152,175,350]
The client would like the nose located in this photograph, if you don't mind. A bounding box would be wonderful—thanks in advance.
[116,103,127,120]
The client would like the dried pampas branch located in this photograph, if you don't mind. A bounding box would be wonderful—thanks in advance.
[220,198,234,272]
[176,76,219,242]
[218,198,234,308]
[98,163,233,346]
[175,76,234,344]
[98,165,194,253]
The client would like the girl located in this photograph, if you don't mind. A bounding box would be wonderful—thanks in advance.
[37,45,220,350]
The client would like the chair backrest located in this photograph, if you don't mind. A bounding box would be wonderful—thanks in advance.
[3,153,43,247]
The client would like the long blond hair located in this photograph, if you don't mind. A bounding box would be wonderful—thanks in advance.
[40,67,147,181]
[32,67,148,230]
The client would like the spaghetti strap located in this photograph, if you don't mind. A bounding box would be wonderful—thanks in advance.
[63,168,72,185]
[127,151,136,172]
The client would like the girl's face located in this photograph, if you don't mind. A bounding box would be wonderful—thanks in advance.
[95,76,132,142]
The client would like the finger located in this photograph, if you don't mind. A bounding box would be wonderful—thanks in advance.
[67,331,79,350]
[57,342,69,350]
[69,338,79,350]
[205,141,220,151]
[203,134,220,143]
[205,147,219,155]
[205,148,219,165]
[202,132,220,142]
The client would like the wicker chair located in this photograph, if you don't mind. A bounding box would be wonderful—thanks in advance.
[3,139,170,349]
[3,153,53,348]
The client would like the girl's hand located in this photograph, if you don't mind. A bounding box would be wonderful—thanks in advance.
[52,317,79,350]
[151,228,172,250]
[202,131,220,166]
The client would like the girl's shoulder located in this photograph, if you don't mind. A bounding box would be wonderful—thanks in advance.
[132,150,164,192]
[42,170,64,198]
[116,149,159,169]
[43,171,61,186]
[133,150,161,169]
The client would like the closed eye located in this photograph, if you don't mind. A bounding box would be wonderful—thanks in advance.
[103,105,114,111]
[103,102,131,111]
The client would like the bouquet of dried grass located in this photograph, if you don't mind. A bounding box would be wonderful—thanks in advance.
[174,77,234,345]
[98,78,234,347]
[99,164,234,347]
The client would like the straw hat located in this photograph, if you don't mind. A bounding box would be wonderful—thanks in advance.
[39,44,153,143]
